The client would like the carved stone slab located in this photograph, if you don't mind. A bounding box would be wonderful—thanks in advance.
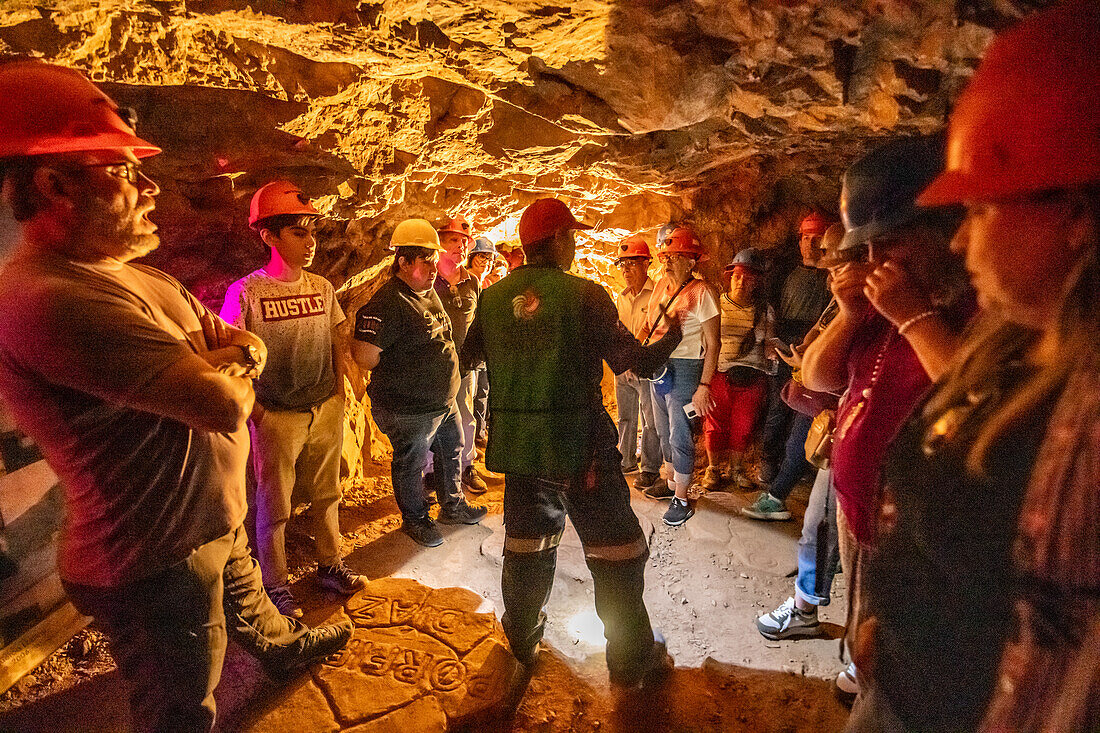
[247,578,522,732]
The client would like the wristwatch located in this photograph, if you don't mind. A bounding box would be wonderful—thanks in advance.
[236,343,260,376]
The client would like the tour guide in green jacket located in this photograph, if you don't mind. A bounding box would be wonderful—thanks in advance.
[461,198,680,687]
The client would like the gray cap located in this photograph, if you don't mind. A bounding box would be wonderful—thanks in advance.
[839,133,951,253]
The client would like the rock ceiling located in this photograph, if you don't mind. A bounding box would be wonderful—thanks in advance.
[0,0,1047,297]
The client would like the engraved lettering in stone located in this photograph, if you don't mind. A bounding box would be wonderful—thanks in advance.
[467,668,501,698]
[391,649,430,685]
[325,636,362,669]
[430,608,463,636]
[430,659,466,692]
[360,641,392,676]
[391,599,420,624]
[349,595,388,625]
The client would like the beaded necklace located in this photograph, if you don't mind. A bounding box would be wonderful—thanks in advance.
[836,328,896,442]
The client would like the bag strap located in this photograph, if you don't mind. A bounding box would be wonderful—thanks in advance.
[642,278,692,347]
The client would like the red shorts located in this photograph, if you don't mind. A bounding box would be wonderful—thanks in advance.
[704,369,767,452]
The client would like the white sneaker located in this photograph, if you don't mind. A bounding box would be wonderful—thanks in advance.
[834,661,859,706]
[755,596,821,640]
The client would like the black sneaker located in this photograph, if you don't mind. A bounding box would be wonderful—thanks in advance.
[635,471,660,490]
[662,497,695,526]
[643,479,675,499]
[462,465,488,494]
[609,630,673,690]
[438,502,488,525]
[260,621,353,682]
[265,583,303,619]
[317,560,368,595]
[402,517,444,547]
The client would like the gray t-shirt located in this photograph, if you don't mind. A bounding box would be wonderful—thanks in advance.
[221,269,345,411]
[0,254,249,587]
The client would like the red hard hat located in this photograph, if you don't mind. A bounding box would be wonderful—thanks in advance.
[438,215,474,243]
[518,198,592,250]
[249,181,320,229]
[919,0,1100,206]
[799,211,830,237]
[0,61,160,160]
[616,234,652,260]
[659,226,708,261]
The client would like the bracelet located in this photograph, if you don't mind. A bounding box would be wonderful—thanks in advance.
[898,309,938,335]
[699,381,710,387]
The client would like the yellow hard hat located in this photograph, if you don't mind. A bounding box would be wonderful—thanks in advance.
[390,219,444,250]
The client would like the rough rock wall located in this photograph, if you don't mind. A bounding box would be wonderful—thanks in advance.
[0,0,1046,300]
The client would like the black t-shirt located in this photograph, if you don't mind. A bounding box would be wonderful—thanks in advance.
[434,273,480,356]
[354,277,460,414]
[866,339,1052,730]
[777,265,829,342]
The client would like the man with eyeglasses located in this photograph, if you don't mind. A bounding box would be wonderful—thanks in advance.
[0,62,350,732]
[612,235,662,490]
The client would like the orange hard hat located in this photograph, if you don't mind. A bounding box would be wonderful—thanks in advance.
[249,181,319,229]
[438,215,474,243]
[919,0,1100,206]
[616,234,652,260]
[518,198,592,250]
[799,211,830,237]
[0,61,160,160]
[658,226,708,261]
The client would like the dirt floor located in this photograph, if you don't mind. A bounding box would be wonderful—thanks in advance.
[0,449,852,732]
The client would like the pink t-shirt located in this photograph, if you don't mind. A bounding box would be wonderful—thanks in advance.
[831,313,931,545]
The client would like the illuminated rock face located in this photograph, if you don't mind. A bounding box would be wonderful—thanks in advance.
[0,0,1036,297]
[247,578,522,731]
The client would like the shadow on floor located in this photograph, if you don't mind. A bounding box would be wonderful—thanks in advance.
[479,646,850,733]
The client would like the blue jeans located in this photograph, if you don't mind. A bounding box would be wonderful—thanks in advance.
[795,469,840,606]
[373,406,465,521]
[760,362,795,477]
[650,358,703,480]
[473,367,489,439]
[615,371,661,473]
[768,411,814,502]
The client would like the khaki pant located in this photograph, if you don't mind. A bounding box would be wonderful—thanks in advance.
[250,395,343,586]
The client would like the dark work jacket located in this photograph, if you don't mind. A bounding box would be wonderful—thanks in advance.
[461,265,677,477]
[866,343,1053,731]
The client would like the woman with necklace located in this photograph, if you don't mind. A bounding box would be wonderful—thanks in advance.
[851,4,1100,730]
[801,133,976,707]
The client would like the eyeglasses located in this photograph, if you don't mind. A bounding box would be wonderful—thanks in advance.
[65,160,144,185]
[91,160,144,185]
[617,259,648,268]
